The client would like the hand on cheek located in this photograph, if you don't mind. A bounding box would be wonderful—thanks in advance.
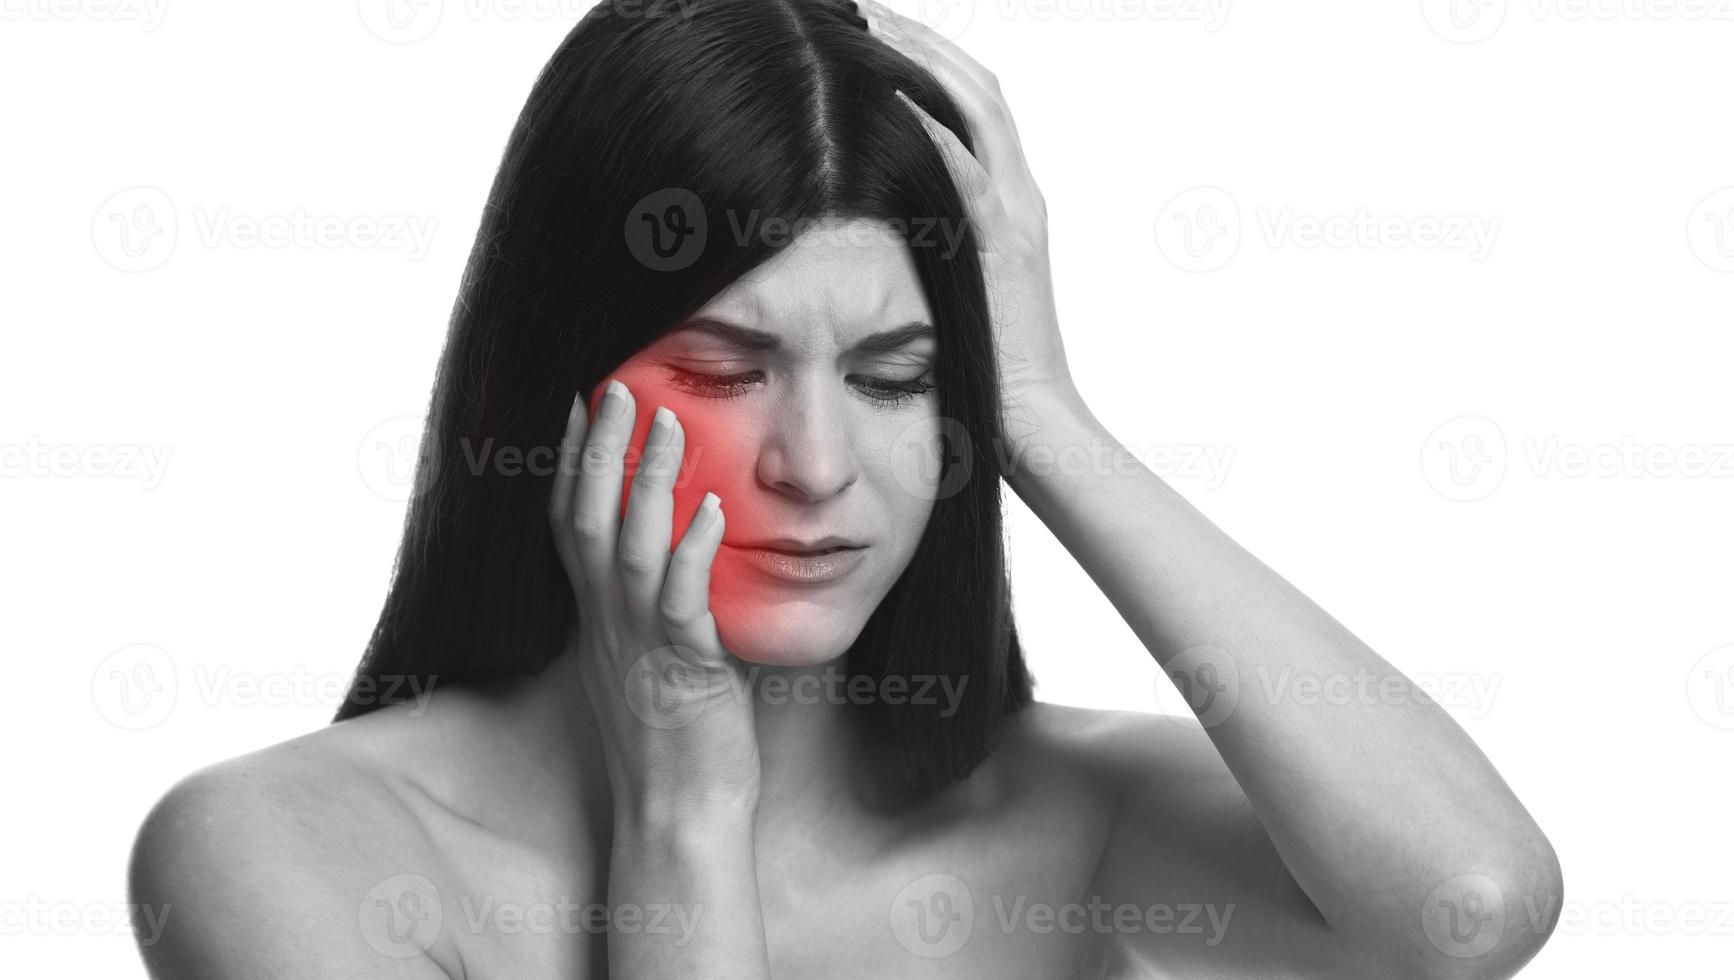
[587,377,700,546]
[585,375,752,618]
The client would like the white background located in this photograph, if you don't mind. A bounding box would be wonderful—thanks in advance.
[2,0,1730,976]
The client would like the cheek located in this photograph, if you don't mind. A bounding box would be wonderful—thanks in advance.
[585,372,762,548]
[872,414,950,507]
[586,374,778,645]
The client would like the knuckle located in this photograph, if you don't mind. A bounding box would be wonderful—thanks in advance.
[581,442,615,472]
[632,457,672,491]
[616,544,661,579]
[569,514,607,548]
[659,598,701,630]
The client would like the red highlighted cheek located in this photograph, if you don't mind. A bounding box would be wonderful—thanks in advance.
[584,381,766,626]
[585,382,718,541]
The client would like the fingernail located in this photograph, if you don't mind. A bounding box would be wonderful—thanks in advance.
[700,491,721,526]
[647,406,674,447]
[601,379,629,421]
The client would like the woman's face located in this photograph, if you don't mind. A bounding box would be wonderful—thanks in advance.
[590,217,943,665]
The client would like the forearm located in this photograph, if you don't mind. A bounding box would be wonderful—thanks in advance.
[1005,384,1560,950]
[608,801,771,980]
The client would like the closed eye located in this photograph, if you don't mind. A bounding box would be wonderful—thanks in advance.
[663,366,935,408]
[848,372,935,407]
[664,366,762,400]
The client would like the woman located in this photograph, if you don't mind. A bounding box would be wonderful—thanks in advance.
[128,1,1562,976]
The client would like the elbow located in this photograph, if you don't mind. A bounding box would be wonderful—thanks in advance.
[1407,826,1565,980]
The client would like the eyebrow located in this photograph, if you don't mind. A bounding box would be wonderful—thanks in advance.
[677,316,935,354]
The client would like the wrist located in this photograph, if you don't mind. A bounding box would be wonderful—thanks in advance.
[1000,380,1101,494]
[613,800,756,877]
[614,789,758,841]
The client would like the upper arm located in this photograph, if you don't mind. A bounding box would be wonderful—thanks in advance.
[1084,715,1559,980]
[128,760,458,979]
[1084,715,1382,979]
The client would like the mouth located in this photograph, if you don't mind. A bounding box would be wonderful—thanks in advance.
[736,536,866,556]
[724,538,868,584]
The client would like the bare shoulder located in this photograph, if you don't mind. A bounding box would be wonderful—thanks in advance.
[994,699,1229,799]
[1007,700,1273,852]
[997,701,1284,894]
[1003,703,1347,974]
[127,704,473,978]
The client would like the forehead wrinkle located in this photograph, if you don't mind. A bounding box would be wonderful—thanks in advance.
[694,219,932,356]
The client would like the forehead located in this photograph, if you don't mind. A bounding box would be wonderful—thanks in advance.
[694,217,933,349]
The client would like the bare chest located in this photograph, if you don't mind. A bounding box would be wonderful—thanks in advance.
[432,807,1110,978]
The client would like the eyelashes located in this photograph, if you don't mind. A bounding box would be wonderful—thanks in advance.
[662,366,936,408]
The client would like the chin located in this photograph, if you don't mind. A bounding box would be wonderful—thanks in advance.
[713,596,867,667]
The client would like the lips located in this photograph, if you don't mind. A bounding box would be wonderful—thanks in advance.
[722,536,868,585]
[735,536,866,556]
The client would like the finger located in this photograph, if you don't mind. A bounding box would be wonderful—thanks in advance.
[896,89,992,201]
[617,405,683,624]
[867,1,994,97]
[548,387,591,596]
[865,5,1018,155]
[895,89,1011,248]
[571,379,637,594]
[659,491,729,664]
[867,5,1040,204]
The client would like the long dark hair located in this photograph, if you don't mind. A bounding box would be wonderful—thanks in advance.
[336,0,1033,792]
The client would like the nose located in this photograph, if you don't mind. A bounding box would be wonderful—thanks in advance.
[756,379,860,503]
